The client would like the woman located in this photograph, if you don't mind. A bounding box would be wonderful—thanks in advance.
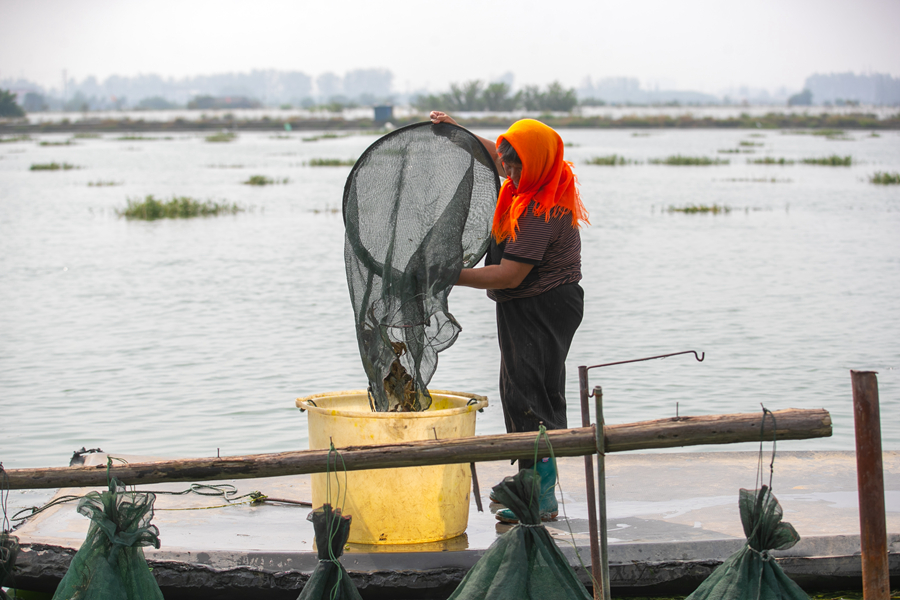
[430,111,589,522]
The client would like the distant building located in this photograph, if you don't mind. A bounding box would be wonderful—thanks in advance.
[374,105,393,124]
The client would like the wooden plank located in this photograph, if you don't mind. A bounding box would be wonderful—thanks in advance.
[1,408,831,490]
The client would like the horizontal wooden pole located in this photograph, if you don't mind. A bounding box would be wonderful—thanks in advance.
[1,408,830,490]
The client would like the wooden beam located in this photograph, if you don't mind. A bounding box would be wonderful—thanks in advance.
[1,408,831,490]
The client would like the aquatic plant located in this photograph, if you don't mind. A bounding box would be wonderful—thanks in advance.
[207,164,244,169]
[30,162,77,171]
[650,155,728,166]
[739,140,762,147]
[308,158,356,167]
[718,149,740,154]
[748,157,795,165]
[243,175,288,185]
[39,140,75,146]
[302,133,347,142]
[720,177,792,183]
[115,135,172,141]
[72,132,100,139]
[668,204,731,214]
[586,154,630,166]
[0,135,31,143]
[801,155,852,166]
[88,180,122,187]
[205,132,237,143]
[869,171,900,184]
[118,195,243,219]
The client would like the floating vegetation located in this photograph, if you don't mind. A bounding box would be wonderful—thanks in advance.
[88,180,122,187]
[801,155,852,166]
[869,132,881,138]
[243,175,289,185]
[785,128,845,137]
[207,164,244,169]
[631,132,651,137]
[118,195,243,219]
[563,142,579,147]
[30,162,77,171]
[39,140,75,146]
[302,132,348,142]
[0,134,32,143]
[869,171,900,185]
[649,155,728,166]
[718,148,755,154]
[739,140,762,147]
[311,207,342,214]
[114,135,172,141]
[307,158,356,167]
[747,133,766,138]
[749,157,795,165]
[586,154,631,166]
[668,204,731,214]
[72,132,100,139]
[270,134,293,139]
[205,132,237,143]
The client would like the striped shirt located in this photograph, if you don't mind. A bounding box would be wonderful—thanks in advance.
[486,201,582,303]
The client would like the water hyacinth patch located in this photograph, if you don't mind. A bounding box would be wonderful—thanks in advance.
[650,155,728,166]
[118,195,243,220]
[668,204,732,214]
[869,172,900,185]
[749,157,795,165]
[801,155,852,166]
[39,140,76,146]
[88,180,122,187]
[30,162,78,171]
[205,132,237,143]
[1,135,32,143]
[586,154,631,166]
[307,158,356,167]
[243,175,289,185]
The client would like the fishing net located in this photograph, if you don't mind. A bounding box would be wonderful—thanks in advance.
[52,478,163,600]
[343,122,499,412]
[685,486,807,600]
[447,468,592,600]
[297,504,362,600]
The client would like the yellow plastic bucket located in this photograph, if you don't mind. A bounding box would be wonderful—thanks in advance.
[296,389,488,544]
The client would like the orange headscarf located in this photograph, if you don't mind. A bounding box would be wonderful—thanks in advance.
[492,119,589,243]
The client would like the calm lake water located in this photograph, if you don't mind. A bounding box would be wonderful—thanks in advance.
[1,126,898,470]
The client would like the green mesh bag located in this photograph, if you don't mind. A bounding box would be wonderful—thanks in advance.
[1,533,18,600]
[52,478,163,600]
[686,485,808,600]
[297,504,362,600]
[447,468,592,600]
[343,122,498,412]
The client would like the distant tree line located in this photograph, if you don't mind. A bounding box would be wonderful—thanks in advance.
[0,89,25,117]
[414,81,579,112]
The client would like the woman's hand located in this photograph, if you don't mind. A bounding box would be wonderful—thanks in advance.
[430,111,459,126]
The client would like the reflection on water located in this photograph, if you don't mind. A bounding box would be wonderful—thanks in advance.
[1,128,898,469]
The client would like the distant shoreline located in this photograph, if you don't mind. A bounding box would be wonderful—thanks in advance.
[2,111,899,133]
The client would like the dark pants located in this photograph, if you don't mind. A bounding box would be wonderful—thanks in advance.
[496,282,584,469]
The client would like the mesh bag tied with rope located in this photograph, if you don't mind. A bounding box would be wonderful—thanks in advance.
[52,477,163,600]
[297,504,362,600]
[687,408,809,600]
[343,122,498,412]
[447,468,592,600]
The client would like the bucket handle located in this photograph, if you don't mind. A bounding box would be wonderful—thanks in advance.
[467,398,485,413]
[297,399,318,412]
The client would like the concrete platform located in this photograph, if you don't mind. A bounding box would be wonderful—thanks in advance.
[7,451,900,599]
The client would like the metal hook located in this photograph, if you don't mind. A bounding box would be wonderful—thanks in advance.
[585,349,705,372]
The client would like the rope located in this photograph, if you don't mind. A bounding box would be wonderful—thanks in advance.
[324,443,348,600]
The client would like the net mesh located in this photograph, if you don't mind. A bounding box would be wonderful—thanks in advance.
[343,122,499,412]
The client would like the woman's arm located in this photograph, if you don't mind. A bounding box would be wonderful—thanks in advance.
[456,258,533,290]
[430,111,506,178]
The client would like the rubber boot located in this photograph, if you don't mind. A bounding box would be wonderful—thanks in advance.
[495,458,559,523]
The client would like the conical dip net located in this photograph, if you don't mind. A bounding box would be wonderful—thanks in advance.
[343,122,499,411]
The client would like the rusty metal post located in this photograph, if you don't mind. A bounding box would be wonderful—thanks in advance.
[851,370,889,600]
[579,366,602,599]
[594,385,611,600]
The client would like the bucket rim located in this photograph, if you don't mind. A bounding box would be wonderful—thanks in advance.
[295,389,488,418]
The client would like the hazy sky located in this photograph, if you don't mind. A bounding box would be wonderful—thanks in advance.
[2,0,898,94]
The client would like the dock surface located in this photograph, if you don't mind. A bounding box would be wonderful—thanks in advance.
[7,450,900,599]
